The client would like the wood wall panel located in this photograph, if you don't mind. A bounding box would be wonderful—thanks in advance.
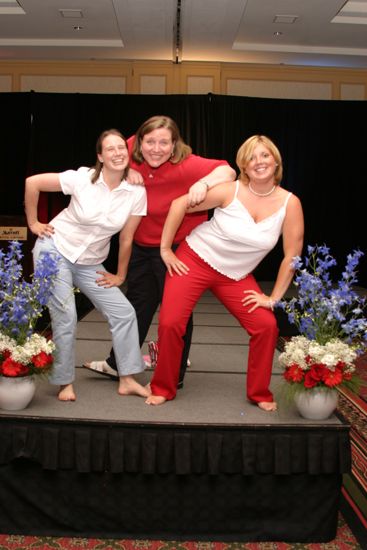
[226,78,332,99]
[0,60,366,100]
[0,74,12,92]
[20,75,126,94]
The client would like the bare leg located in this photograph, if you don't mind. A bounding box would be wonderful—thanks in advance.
[145,394,167,406]
[118,375,150,397]
[58,384,76,402]
[257,401,277,412]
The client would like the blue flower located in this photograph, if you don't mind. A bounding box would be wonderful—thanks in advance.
[0,241,59,344]
[279,245,367,350]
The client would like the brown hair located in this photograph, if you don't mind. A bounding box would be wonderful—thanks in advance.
[236,135,283,185]
[91,129,129,183]
[132,115,192,164]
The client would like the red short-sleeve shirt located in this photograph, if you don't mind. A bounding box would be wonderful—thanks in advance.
[128,136,229,246]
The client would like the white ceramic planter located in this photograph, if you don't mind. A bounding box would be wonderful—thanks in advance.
[294,389,338,420]
[0,376,36,411]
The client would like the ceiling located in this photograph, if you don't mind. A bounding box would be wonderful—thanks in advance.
[1,0,367,68]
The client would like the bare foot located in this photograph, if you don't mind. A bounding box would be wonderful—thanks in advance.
[145,395,167,406]
[145,382,152,395]
[118,375,150,397]
[58,384,76,401]
[257,401,277,412]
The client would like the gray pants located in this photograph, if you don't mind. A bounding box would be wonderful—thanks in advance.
[33,237,144,385]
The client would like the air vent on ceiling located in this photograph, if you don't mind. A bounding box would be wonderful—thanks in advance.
[59,9,83,19]
[273,15,298,24]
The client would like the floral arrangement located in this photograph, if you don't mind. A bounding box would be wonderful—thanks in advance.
[0,240,58,377]
[277,245,367,397]
[0,332,55,377]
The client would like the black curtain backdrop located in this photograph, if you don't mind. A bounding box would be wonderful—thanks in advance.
[0,93,32,215]
[1,91,366,285]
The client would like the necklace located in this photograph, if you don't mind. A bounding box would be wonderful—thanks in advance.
[248,183,276,197]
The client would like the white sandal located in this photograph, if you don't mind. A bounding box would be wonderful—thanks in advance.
[83,360,119,380]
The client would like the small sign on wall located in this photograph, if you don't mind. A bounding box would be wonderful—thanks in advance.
[0,226,28,241]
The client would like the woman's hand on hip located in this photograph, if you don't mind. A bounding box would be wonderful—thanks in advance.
[161,248,189,277]
[242,290,274,313]
[96,271,124,288]
[29,221,54,238]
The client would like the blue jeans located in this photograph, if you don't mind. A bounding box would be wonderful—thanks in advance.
[33,237,144,386]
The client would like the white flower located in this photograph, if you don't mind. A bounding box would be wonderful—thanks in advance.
[279,335,310,369]
[320,353,338,367]
[1,331,55,364]
[0,333,15,352]
[279,336,357,374]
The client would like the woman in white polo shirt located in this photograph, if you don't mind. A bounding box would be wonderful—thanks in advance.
[24,129,149,402]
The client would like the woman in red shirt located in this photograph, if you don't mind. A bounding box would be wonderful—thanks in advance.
[84,115,235,387]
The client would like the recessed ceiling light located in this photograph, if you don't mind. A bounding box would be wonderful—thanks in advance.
[73,26,83,31]
[274,31,283,36]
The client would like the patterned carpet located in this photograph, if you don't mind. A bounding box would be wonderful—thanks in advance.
[337,351,367,527]
[0,513,362,550]
[276,333,367,530]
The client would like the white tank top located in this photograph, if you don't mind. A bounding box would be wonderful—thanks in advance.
[186,180,292,281]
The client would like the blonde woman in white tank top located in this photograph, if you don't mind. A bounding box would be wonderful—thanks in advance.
[146,135,304,411]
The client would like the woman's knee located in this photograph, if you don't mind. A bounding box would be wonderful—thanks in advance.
[248,310,278,338]
[159,309,185,335]
[50,303,77,329]
[112,305,136,325]
[261,312,279,337]
[109,295,137,323]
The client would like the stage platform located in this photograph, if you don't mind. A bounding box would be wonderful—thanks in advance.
[0,288,351,542]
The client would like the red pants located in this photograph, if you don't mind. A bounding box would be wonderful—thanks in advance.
[150,241,279,402]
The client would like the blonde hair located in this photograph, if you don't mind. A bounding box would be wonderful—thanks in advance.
[236,135,283,185]
[132,115,192,164]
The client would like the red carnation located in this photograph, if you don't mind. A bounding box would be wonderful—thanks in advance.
[1,349,11,360]
[304,371,318,388]
[1,357,30,377]
[335,361,351,380]
[284,364,304,383]
[32,351,53,368]
[309,363,327,381]
[322,368,343,387]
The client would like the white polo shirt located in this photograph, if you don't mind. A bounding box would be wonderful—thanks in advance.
[50,167,147,264]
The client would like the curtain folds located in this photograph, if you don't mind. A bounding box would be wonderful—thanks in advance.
[1,91,366,285]
[0,420,351,475]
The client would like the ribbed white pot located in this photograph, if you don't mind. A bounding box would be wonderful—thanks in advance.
[0,376,36,411]
[294,388,338,420]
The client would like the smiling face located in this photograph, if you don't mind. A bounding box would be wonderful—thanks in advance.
[98,133,129,173]
[245,143,277,183]
[140,128,175,168]
[236,135,283,185]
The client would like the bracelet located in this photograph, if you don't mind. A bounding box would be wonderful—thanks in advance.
[199,179,210,190]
